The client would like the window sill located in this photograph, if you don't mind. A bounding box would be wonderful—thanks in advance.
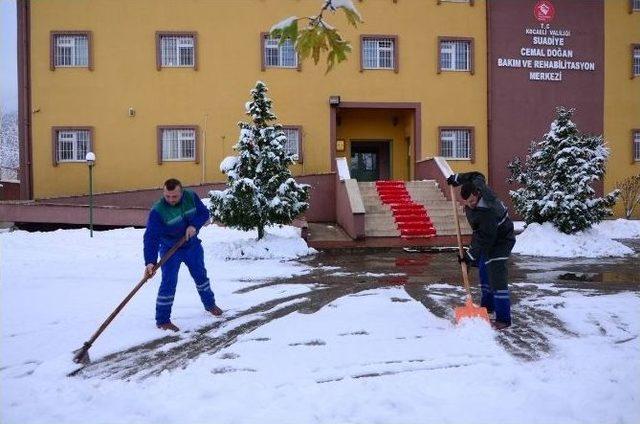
[161,159,196,162]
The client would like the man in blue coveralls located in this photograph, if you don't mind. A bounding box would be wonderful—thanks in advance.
[143,178,223,332]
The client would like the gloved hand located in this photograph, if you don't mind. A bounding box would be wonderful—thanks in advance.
[446,174,459,186]
[457,253,470,265]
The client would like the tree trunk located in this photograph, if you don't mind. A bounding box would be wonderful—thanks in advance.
[257,224,265,240]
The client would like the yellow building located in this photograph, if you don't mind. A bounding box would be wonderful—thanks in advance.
[16,0,640,219]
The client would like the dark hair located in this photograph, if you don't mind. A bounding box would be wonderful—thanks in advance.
[460,182,479,200]
[164,178,182,191]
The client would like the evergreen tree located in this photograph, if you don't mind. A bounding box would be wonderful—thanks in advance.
[209,81,310,240]
[508,107,619,234]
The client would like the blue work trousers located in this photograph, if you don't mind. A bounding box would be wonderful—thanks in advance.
[479,254,511,325]
[156,241,215,326]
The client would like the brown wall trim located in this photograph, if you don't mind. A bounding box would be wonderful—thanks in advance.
[329,102,422,173]
[437,36,475,75]
[51,126,94,166]
[633,129,640,163]
[632,44,640,79]
[156,125,200,164]
[18,0,32,200]
[155,31,198,71]
[49,31,93,71]
[282,125,304,164]
[359,34,399,73]
[437,0,474,5]
[438,126,475,163]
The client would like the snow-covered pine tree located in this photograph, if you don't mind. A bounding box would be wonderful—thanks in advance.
[209,81,310,240]
[508,107,619,234]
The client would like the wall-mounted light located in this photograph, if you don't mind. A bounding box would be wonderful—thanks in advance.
[336,139,345,152]
[329,95,341,106]
[128,107,136,117]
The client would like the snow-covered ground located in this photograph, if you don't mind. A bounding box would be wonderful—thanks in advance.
[1,221,639,424]
[514,219,640,257]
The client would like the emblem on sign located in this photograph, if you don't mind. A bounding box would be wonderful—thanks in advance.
[534,0,555,23]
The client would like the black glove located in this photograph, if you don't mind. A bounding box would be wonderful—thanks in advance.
[446,174,458,186]
[457,253,469,264]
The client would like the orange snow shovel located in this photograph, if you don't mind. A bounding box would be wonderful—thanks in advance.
[72,236,187,365]
[450,184,490,324]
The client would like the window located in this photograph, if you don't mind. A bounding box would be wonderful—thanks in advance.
[157,126,198,163]
[52,127,92,165]
[156,32,197,70]
[438,37,474,73]
[634,130,640,161]
[633,45,640,77]
[50,32,92,70]
[282,126,303,163]
[633,0,640,12]
[439,127,473,161]
[361,36,398,72]
[261,34,298,69]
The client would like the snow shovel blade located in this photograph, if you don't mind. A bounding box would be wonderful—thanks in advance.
[455,298,490,324]
[72,344,91,365]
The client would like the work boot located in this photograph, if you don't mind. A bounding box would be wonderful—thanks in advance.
[157,322,180,332]
[490,320,511,331]
[208,305,223,316]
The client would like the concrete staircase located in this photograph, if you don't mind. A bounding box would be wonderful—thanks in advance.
[358,180,472,237]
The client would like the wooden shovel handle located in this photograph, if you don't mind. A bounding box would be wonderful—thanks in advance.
[449,184,472,299]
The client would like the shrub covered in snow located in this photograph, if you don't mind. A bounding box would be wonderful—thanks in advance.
[615,174,640,219]
[209,81,310,240]
[508,107,619,234]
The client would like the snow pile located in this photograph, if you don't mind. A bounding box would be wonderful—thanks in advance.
[513,220,638,257]
[594,218,640,239]
[203,224,316,260]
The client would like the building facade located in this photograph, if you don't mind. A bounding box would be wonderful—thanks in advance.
[17,0,640,218]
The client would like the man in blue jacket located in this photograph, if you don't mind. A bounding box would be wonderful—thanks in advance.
[144,178,222,332]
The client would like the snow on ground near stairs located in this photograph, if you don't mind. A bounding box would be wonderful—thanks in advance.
[1,224,639,424]
[513,219,640,258]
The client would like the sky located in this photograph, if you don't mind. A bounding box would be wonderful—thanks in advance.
[0,0,17,113]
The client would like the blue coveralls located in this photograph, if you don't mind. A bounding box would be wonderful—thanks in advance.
[143,189,216,326]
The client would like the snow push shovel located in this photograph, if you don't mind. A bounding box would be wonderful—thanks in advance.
[72,236,187,365]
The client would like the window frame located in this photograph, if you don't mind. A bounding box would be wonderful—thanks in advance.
[51,126,94,166]
[633,129,640,163]
[633,44,640,79]
[438,36,474,74]
[360,35,399,73]
[155,32,198,70]
[157,125,200,164]
[438,126,475,163]
[437,0,475,5]
[50,31,93,71]
[630,0,640,13]
[281,125,303,164]
[260,32,300,71]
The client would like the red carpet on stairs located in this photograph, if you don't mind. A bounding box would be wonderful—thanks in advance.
[375,181,437,238]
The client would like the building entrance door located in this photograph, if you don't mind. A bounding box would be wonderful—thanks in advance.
[350,141,391,181]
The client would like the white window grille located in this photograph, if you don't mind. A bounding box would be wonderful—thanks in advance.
[362,38,394,69]
[264,37,298,68]
[634,46,640,76]
[634,131,640,161]
[54,35,89,67]
[440,129,471,159]
[282,127,300,160]
[440,40,470,71]
[57,130,90,162]
[162,129,196,160]
[634,0,640,11]
[160,36,195,67]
